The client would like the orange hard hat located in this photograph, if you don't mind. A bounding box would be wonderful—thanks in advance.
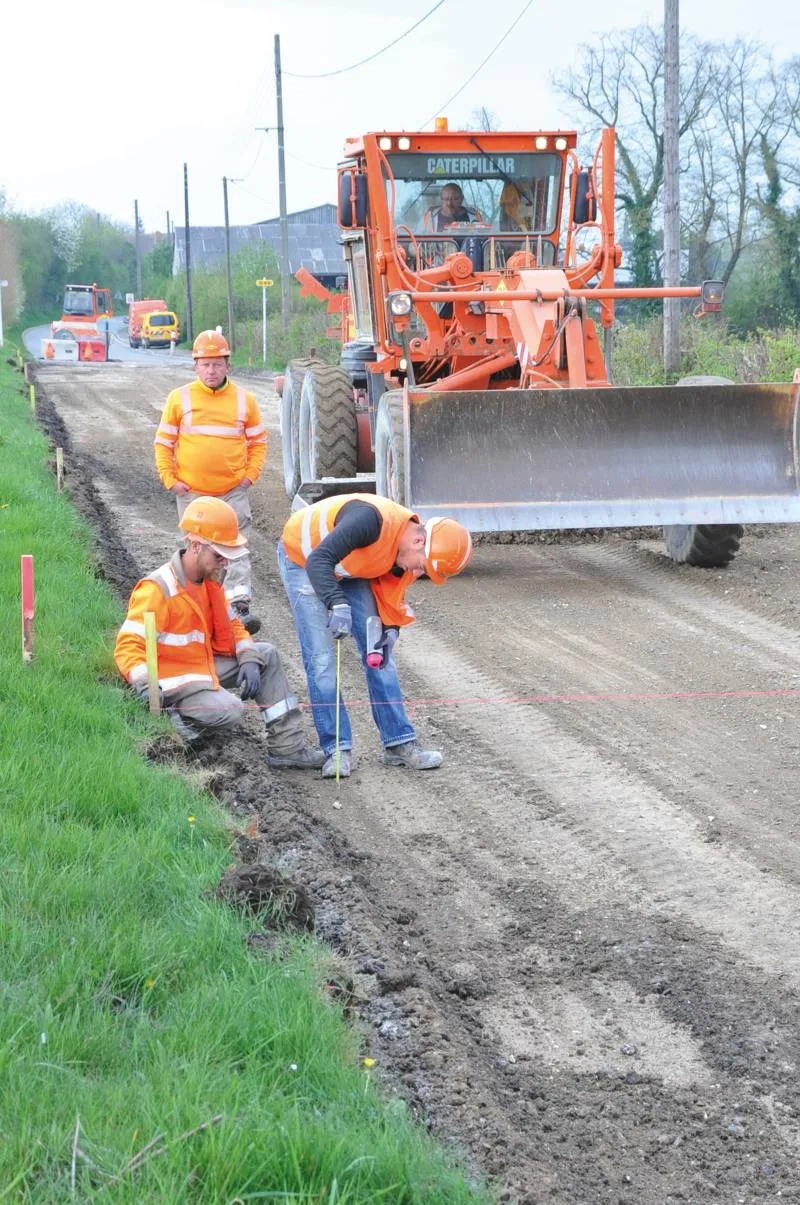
[424,517,472,584]
[179,496,247,558]
[192,329,231,359]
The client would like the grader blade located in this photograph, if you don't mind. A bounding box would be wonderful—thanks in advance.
[404,381,800,532]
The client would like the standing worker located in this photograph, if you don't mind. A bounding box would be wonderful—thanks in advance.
[115,496,324,769]
[277,493,472,778]
[154,329,266,635]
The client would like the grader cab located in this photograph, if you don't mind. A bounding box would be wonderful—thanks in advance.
[280,122,800,567]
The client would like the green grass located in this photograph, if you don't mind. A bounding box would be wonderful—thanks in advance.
[0,342,491,1203]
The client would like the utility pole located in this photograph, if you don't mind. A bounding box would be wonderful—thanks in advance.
[134,199,143,298]
[663,0,681,379]
[223,176,236,352]
[274,34,292,331]
[166,210,171,240]
[183,163,194,344]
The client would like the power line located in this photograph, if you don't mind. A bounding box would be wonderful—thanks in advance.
[284,0,446,78]
[286,148,336,172]
[420,0,534,127]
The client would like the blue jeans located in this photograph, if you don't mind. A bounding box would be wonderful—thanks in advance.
[277,542,415,755]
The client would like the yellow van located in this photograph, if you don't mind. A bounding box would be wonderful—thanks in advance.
[141,311,181,348]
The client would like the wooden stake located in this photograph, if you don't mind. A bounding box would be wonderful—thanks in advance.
[144,611,160,712]
[21,555,34,662]
[56,448,64,491]
[29,384,35,411]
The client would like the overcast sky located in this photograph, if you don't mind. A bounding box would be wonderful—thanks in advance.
[4,0,795,233]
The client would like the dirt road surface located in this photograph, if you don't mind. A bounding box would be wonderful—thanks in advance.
[29,359,800,1204]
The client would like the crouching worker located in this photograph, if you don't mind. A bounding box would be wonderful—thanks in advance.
[277,493,472,779]
[114,496,324,769]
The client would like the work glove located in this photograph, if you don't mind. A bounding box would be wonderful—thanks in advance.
[237,662,262,700]
[327,603,352,640]
[132,679,163,708]
[376,627,399,669]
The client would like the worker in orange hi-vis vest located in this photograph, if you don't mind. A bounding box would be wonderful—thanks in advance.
[114,496,324,769]
[279,493,473,780]
[154,329,267,635]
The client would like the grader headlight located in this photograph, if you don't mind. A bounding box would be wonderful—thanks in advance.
[388,291,413,317]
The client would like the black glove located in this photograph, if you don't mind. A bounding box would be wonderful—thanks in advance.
[327,603,352,640]
[132,679,163,708]
[376,627,399,669]
[237,662,261,700]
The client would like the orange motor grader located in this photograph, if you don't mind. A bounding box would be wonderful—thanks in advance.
[281,122,800,567]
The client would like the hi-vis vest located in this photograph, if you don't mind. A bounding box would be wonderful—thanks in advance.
[282,494,420,627]
[154,378,267,494]
[114,552,254,694]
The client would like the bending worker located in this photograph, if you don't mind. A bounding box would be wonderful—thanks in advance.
[115,496,324,769]
[277,493,472,779]
[154,329,266,635]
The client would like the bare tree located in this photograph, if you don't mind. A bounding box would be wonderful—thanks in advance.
[552,25,711,286]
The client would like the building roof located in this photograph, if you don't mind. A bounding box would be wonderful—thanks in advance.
[172,204,345,278]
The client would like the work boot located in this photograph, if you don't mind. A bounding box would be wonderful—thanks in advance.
[383,740,442,770]
[233,601,262,636]
[322,750,352,779]
[267,744,326,770]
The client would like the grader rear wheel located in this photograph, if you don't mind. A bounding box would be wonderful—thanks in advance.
[281,357,322,498]
[298,364,358,483]
[663,375,745,568]
[374,392,406,506]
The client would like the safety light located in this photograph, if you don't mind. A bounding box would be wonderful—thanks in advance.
[399,357,408,371]
[699,279,725,314]
[555,136,568,150]
[388,291,413,317]
[379,136,392,150]
[434,116,448,131]
[398,136,411,150]
[535,136,548,149]
[702,280,724,305]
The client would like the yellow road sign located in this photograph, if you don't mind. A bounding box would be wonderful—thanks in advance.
[256,278,274,287]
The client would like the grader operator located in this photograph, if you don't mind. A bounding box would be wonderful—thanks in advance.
[281,121,800,568]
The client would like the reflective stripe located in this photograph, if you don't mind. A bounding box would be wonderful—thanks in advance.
[159,671,215,691]
[246,423,266,437]
[182,424,243,436]
[262,694,298,722]
[158,629,206,647]
[120,619,146,637]
[154,435,176,449]
[158,422,179,435]
[236,386,247,422]
[225,584,250,603]
[335,561,352,578]
[150,565,179,598]
[180,385,192,418]
[300,507,315,559]
[129,663,148,683]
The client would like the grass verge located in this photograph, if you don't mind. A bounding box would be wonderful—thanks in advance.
[0,343,491,1204]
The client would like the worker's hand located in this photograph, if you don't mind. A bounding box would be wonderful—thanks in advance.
[376,627,399,668]
[241,477,252,489]
[327,603,352,640]
[132,679,163,708]
[236,662,261,700]
[172,482,191,495]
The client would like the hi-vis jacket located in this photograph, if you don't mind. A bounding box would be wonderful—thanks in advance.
[282,494,419,627]
[154,378,267,494]
[114,550,258,695]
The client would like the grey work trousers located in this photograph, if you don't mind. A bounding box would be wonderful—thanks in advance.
[165,641,305,755]
[176,481,253,605]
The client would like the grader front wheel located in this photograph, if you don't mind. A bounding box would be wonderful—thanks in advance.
[662,375,745,568]
[298,364,358,483]
[281,357,321,498]
[374,392,407,506]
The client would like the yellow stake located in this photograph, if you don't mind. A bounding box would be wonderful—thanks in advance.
[29,384,35,411]
[143,611,160,713]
